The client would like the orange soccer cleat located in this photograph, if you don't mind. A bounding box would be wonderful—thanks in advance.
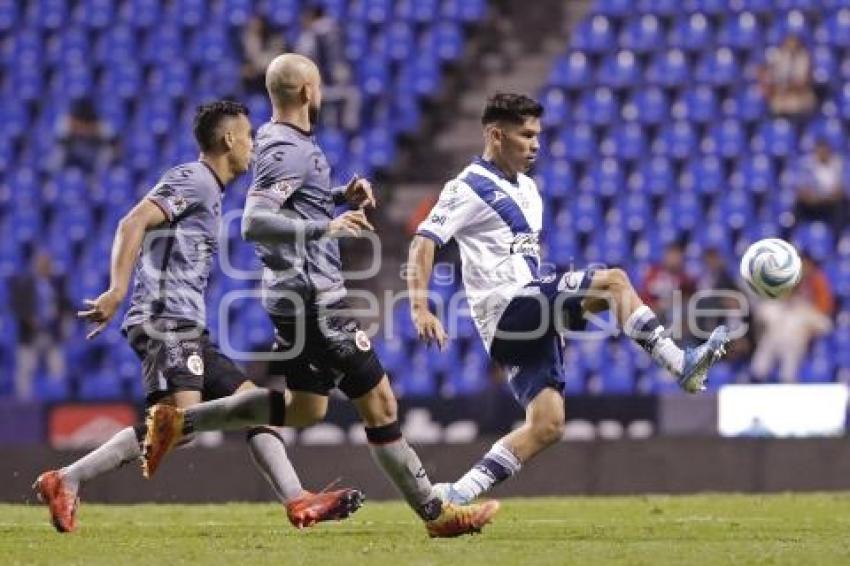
[286,487,365,529]
[33,470,79,533]
[141,404,186,479]
[425,500,501,538]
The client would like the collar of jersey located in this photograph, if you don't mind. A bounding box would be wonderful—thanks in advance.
[273,120,313,138]
[199,160,226,192]
[473,156,518,185]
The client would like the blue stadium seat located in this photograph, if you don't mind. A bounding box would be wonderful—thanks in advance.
[587,157,625,197]
[28,0,67,29]
[670,190,702,231]
[173,0,207,28]
[646,49,690,88]
[597,50,640,89]
[725,83,767,122]
[803,117,846,152]
[794,222,836,262]
[539,160,575,199]
[681,154,726,195]
[668,13,713,53]
[428,21,465,62]
[572,15,616,54]
[821,9,850,49]
[264,0,301,26]
[717,189,754,230]
[617,192,651,232]
[571,193,603,234]
[799,356,836,384]
[395,0,437,23]
[124,0,160,28]
[77,0,114,29]
[620,14,662,54]
[556,123,596,162]
[695,47,740,87]
[684,0,730,15]
[222,0,252,26]
[632,155,675,196]
[637,0,680,18]
[100,62,142,100]
[363,128,395,170]
[674,85,718,124]
[445,351,488,396]
[96,24,137,65]
[53,64,93,99]
[602,121,646,161]
[78,374,124,401]
[811,45,838,88]
[752,118,797,158]
[395,344,438,397]
[705,119,747,158]
[540,88,570,130]
[143,23,183,64]
[385,21,415,62]
[0,0,18,31]
[735,153,776,194]
[549,51,592,90]
[576,87,617,125]
[627,86,669,125]
[594,0,632,18]
[653,121,697,160]
[767,9,813,45]
[46,28,90,66]
[717,11,763,51]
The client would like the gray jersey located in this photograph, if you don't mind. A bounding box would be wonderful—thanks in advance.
[243,122,346,317]
[122,161,224,331]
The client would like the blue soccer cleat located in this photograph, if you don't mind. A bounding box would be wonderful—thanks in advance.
[678,325,730,393]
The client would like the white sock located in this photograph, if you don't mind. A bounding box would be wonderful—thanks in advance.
[453,441,522,503]
[623,305,685,375]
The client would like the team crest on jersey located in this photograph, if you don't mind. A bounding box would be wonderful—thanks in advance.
[270,180,295,200]
[186,352,204,376]
[168,195,188,216]
[354,330,371,352]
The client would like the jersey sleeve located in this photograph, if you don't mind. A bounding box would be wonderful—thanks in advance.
[247,142,309,210]
[415,179,484,246]
[145,165,207,221]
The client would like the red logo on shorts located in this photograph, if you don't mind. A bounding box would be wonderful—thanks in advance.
[355,330,371,352]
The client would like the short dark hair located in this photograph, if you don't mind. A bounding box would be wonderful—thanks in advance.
[193,100,249,152]
[481,93,543,126]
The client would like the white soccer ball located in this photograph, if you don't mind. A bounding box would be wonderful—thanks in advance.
[739,238,802,299]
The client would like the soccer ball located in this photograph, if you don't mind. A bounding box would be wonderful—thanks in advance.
[739,238,802,299]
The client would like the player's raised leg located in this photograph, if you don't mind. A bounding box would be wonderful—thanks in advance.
[582,268,729,393]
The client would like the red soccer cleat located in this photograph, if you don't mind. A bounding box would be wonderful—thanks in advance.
[425,500,501,538]
[285,488,365,529]
[142,404,185,479]
[33,470,79,533]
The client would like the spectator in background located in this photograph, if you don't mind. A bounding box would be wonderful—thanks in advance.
[295,6,360,130]
[10,250,72,399]
[240,16,286,94]
[53,97,113,173]
[794,139,847,235]
[694,247,751,363]
[750,254,834,383]
[758,35,816,120]
[639,242,696,339]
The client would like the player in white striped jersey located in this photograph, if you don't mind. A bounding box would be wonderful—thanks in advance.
[407,93,729,504]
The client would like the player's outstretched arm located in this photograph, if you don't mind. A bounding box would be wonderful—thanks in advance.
[242,196,374,243]
[77,199,167,339]
[406,235,448,349]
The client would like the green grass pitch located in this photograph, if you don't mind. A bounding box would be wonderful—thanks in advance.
[3,494,850,565]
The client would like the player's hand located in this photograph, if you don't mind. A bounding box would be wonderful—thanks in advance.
[411,308,448,350]
[328,210,374,238]
[343,175,377,209]
[77,288,124,340]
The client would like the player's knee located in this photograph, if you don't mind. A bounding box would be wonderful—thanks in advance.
[531,415,565,446]
[599,268,631,293]
[360,381,398,426]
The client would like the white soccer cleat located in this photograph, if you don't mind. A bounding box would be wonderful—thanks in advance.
[678,325,730,393]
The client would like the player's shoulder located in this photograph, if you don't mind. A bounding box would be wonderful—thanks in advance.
[156,161,216,193]
[255,122,311,158]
